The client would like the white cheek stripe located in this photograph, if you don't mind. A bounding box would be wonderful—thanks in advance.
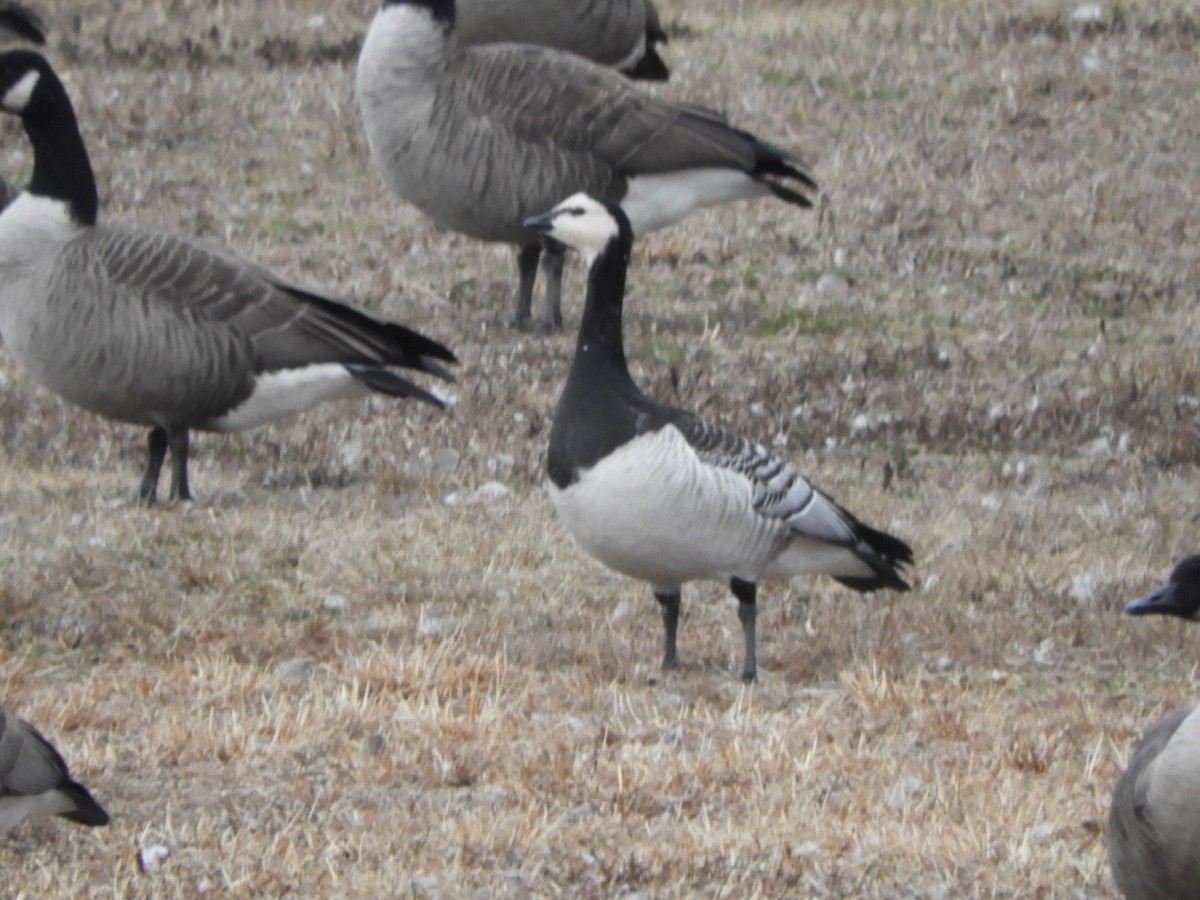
[2,69,39,113]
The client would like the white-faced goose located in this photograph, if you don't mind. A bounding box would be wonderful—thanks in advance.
[525,194,911,681]
[454,0,669,80]
[1110,555,1200,899]
[356,0,816,333]
[0,705,109,833]
[0,50,457,504]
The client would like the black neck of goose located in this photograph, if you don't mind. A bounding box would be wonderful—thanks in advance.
[23,68,99,226]
[572,234,635,386]
[385,0,454,29]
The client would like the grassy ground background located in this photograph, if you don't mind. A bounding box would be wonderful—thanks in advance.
[2,0,1199,895]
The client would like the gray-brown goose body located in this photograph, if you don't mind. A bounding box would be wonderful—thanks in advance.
[526,194,911,682]
[0,50,456,504]
[1110,556,1200,899]
[454,0,668,80]
[0,705,109,833]
[356,0,815,332]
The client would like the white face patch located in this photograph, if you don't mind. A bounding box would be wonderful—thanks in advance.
[2,69,39,114]
[545,193,619,264]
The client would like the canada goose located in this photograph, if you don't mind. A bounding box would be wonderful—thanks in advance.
[525,194,911,681]
[0,50,457,504]
[356,0,816,333]
[0,706,109,833]
[1109,556,1200,899]
[0,1,44,46]
[454,0,669,80]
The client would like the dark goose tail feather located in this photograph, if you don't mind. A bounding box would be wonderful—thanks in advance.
[834,520,914,593]
[628,48,669,81]
[58,781,110,827]
[346,365,450,410]
[748,134,819,206]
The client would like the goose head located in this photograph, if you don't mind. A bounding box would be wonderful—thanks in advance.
[524,193,631,267]
[1127,555,1200,620]
[0,49,48,117]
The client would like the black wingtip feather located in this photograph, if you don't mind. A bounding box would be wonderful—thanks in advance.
[345,365,450,410]
[628,49,670,82]
[746,136,819,207]
[833,520,914,594]
[58,781,110,827]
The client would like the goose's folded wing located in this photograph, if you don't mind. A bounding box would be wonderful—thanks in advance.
[669,413,858,546]
[0,712,70,795]
[74,225,455,375]
[456,45,807,179]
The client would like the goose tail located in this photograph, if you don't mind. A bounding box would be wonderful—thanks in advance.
[834,519,914,593]
[58,781,110,827]
[748,135,819,208]
[345,364,452,410]
[628,48,669,81]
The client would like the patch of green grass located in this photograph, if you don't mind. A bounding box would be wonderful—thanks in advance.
[754,305,846,337]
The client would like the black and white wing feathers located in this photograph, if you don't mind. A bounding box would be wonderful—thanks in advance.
[669,412,913,590]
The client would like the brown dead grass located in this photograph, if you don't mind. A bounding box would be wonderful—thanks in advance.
[2,0,1200,896]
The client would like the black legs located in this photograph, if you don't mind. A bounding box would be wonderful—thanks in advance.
[138,427,168,504]
[730,578,758,683]
[651,580,760,682]
[138,426,192,505]
[654,590,681,671]
[167,428,192,502]
[539,238,565,333]
[509,243,541,328]
[509,239,566,333]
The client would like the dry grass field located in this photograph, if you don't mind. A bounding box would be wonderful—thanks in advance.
[2,0,1199,895]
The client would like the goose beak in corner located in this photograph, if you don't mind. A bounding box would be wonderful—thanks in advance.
[1126,584,1183,617]
[523,209,558,233]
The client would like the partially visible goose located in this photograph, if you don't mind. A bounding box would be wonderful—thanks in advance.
[1110,556,1200,899]
[525,194,911,681]
[0,1,44,46]
[0,50,457,503]
[454,0,669,80]
[0,5,43,210]
[356,0,816,333]
[0,705,109,833]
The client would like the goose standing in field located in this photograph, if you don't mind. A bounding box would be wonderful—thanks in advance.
[0,50,457,504]
[0,706,109,833]
[1109,556,1200,899]
[454,0,669,80]
[356,0,816,333]
[525,194,911,681]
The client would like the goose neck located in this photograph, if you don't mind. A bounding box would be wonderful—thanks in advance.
[23,69,97,226]
[573,241,634,380]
